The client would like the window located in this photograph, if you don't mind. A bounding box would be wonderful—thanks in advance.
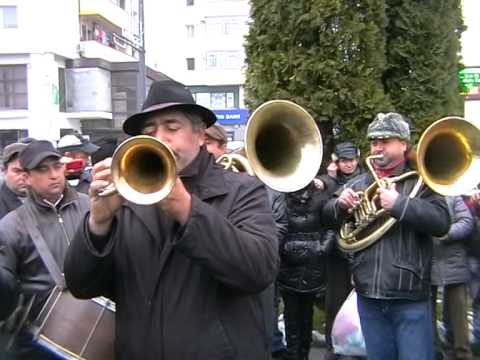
[186,58,195,71]
[0,6,17,29]
[207,54,217,68]
[110,0,125,9]
[193,91,236,109]
[186,25,194,38]
[0,129,28,150]
[211,93,226,109]
[226,93,234,108]
[186,0,194,6]
[206,51,242,70]
[0,65,28,110]
[195,93,210,108]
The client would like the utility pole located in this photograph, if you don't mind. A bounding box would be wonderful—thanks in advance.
[136,0,146,111]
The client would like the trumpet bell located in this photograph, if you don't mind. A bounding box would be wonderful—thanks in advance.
[417,117,480,196]
[245,100,322,193]
[110,135,177,205]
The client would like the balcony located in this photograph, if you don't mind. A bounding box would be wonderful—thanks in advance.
[80,0,128,29]
[78,40,136,63]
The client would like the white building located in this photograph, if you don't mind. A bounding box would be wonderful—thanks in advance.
[145,0,250,141]
[0,0,166,147]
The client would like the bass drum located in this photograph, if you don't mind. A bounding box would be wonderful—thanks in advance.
[30,287,115,360]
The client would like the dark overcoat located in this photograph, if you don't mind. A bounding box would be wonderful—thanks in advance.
[64,149,278,360]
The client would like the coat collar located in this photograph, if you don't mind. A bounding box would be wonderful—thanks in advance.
[27,183,80,211]
[125,147,230,239]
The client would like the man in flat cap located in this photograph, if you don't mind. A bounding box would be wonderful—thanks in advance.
[57,133,99,194]
[315,142,362,192]
[0,140,89,359]
[0,143,28,219]
[204,123,228,159]
[323,113,450,360]
[313,141,363,360]
[64,78,277,359]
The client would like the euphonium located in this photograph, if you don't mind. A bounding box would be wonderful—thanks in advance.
[218,100,323,193]
[338,116,480,253]
[97,135,177,205]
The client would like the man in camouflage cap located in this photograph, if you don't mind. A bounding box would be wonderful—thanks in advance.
[365,112,411,171]
[322,112,449,360]
[367,112,411,142]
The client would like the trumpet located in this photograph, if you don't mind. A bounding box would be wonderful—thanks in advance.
[97,135,177,205]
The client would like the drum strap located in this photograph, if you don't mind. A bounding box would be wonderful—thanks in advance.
[23,205,66,290]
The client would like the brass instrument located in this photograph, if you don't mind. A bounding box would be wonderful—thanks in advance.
[338,116,480,253]
[97,135,177,205]
[217,150,255,176]
[218,100,323,193]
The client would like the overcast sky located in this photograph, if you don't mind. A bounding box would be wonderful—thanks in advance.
[462,0,479,66]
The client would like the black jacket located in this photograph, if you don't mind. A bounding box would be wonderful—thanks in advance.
[0,182,23,220]
[267,188,288,242]
[322,164,450,300]
[64,149,279,360]
[278,182,334,293]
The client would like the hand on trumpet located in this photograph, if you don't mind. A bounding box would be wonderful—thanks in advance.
[89,158,124,235]
[376,182,399,210]
[156,177,192,226]
[337,188,360,210]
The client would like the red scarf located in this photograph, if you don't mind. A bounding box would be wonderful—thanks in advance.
[373,159,405,178]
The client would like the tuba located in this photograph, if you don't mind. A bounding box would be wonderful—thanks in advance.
[97,135,177,205]
[338,116,480,253]
[218,100,323,193]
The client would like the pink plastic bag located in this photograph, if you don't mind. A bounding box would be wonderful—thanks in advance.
[331,290,366,356]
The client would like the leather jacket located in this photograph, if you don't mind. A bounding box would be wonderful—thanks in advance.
[322,164,450,300]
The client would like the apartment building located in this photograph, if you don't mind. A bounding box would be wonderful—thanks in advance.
[146,0,251,142]
[0,0,166,147]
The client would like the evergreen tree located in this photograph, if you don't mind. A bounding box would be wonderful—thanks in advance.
[383,0,464,139]
[244,0,391,151]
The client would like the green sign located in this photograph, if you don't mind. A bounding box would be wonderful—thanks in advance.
[459,67,480,99]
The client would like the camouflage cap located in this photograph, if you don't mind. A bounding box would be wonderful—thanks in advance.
[367,112,410,141]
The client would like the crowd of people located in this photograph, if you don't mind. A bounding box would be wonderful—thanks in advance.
[0,78,479,360]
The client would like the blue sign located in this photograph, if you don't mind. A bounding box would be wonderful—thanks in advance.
[213,109,249,125]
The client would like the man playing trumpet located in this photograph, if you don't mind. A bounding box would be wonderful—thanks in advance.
[64,79,278,360]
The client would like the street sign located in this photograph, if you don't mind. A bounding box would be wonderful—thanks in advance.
[459,67,480,100]
[214,109,250,125]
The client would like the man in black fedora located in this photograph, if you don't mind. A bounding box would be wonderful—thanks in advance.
[64,79,278,359]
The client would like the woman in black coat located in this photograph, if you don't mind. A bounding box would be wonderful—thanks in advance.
[278,181,334,360]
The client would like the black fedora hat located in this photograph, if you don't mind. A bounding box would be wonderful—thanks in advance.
[123,79,217,135]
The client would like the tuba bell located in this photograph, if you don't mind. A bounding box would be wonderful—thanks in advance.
[338,116,480,253]
[97,135,177,205]
[218,100,323,193]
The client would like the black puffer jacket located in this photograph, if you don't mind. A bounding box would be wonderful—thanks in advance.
[278,182,335,293]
